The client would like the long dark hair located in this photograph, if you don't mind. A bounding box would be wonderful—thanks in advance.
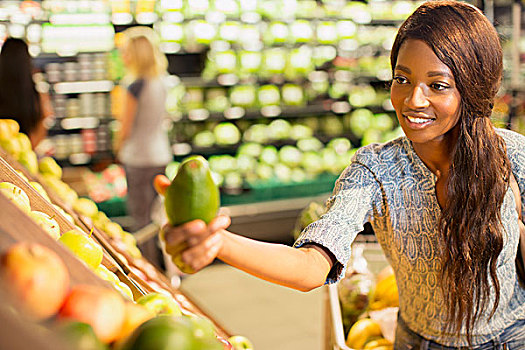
[390,1,511,342]
[0,38,41,136]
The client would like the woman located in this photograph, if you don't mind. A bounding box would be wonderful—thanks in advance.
[159,2,525,347]
[117,27,172,265]
[0,38,53,148]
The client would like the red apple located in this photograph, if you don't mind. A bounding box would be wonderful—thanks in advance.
[0,242,70,320]
[58,284,125,343]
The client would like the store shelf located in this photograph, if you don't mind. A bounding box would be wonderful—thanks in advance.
[53,80,114,94]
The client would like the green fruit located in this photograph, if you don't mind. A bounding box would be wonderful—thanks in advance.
[117,315,222,350]
[95,265,120,284]
[56,321,107,350]
[228,335,255,350]
[164,156,219,226]
[18,150,38,174]
[58,229,103,270]
[74,197,99,218]
[30,181,51,202]
[136,293,182,317]
[0,182,31,213]
[39,156,63,179]
[163,156,219,274]
[29,211,60,240]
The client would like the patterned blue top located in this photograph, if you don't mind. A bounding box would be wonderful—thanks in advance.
[294,128,525,346]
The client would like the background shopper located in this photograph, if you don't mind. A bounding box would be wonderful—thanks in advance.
[158,1,525,348]
[0,38,53,149]
[117,26,172,266]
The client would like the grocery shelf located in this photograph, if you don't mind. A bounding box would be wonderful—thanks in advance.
[53,80,114,94]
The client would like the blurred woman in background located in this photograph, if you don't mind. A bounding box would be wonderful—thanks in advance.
[0,38,53,148]
[117,26,172,266]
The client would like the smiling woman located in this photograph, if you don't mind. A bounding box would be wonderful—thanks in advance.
[156,2,525,349]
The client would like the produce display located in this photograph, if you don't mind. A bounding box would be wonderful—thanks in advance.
[337,244,398,350]
[0,119,253,349]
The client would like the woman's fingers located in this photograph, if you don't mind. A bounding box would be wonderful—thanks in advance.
[162,219,206,246]
[181,232,223,271]
[162,217,231,272]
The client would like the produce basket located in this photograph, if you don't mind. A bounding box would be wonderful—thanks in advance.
[325,241,394,350]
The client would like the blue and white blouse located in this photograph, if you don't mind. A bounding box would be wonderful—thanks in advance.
[294,128,525,346]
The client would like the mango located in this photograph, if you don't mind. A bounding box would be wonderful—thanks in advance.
[163,156,220,274]
[164,156,220,226]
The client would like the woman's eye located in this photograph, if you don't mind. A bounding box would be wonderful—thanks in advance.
[431,83,448,91]
[393,76,407,84]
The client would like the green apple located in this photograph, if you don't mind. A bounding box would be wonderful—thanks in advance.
[17,133,32,152]
[38,156,62,179]
[94,264,120,285]
[136,292,182,317]
[30,181,51,202]
[0,137,21,158]
[115,281,134,301]
[73,197,99,218]
[103,221,124,239]
[0,182,31,213]
[228,335,255,350]
[29,211,60,240]
[92,211,110,231]
[18,150,38,174]
[58,229,103,270]
[53,204,75,224]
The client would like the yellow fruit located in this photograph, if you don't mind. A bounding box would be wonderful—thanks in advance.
[346,318,382,349]
[369,274,398,310]
[0,182,31,213]
[73,197,99,218]
[364,338,392,349]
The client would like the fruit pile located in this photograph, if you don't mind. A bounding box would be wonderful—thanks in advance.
[0,119,254,349]
[0,242,241,349]
[338,245,398,350]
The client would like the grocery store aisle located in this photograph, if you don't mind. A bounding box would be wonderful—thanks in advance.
[180,263,326,350]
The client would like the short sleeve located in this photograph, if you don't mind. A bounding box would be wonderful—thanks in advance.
[293,161,380,284]
[127,79,145,99]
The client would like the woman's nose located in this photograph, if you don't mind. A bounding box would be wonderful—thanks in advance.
[405,84,429,109]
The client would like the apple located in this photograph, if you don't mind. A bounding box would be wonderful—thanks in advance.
[103,221,124,239]
[73,197,99,218]
[0,137,21,157]
[95,264,120,284]
[116,302,154,341]
[0,119,19,139]
[29,181,51,202]
[115,281,134,301]
[58,284,125,343]
[1,242,69,320]
[55,321,107,350]
[29,211,60,240]
[38,156,62,179]
[17,133,32,152]
[53,204,75,224]
[58,229,103,270]
[18,150,38,174]
[228,335,255,350]
[0,181,31,213]
[136,292,182,317]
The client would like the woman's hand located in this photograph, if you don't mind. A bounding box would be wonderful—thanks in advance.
[161,215,231,273]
